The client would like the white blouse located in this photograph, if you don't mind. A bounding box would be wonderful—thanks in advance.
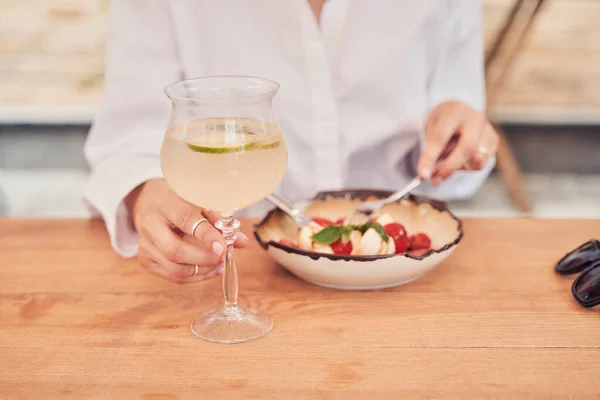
[84,0,493,258]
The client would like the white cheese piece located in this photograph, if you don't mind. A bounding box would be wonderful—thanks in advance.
[297,226,315,251]
[360,228,383,256]
[313,243,334,254]
[379,240,388,255]
[375,213,395,227]
[387,237,396,254]
[349,230,362,256]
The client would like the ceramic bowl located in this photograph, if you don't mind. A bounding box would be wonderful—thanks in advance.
[253,189,463,290]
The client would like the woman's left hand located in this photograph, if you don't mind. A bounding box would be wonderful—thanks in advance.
[417,100,499,185]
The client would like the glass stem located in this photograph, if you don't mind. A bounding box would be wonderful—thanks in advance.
[215,215,241,314]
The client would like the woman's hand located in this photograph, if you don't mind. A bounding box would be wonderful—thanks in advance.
[125,179,249,284]
[417,100,499,185]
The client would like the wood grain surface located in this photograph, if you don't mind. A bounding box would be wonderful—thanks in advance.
[1,218,599,399]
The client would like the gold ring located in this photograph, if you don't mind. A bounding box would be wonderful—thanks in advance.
[190,217,208,239]
[192,264,199,277]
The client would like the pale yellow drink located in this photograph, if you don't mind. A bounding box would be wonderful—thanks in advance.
[160,117,287,215]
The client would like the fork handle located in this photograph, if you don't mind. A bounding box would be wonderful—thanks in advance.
[266,193,297,217]
[383,177,423,204]
[381,134,459,205]
[435,134,460,165]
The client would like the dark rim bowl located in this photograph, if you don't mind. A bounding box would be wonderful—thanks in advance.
[253,189,463,262]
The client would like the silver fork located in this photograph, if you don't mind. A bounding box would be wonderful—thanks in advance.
[345,175,429,226]
[266,193,311,227]
[345,135,459,226]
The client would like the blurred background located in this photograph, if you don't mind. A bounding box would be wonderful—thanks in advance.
[0,0,599,218]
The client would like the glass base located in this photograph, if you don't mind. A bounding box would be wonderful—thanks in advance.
[190,306,273,344]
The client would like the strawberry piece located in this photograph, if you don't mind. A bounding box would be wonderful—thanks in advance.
[383,223,409,253]
[409,233,431,251]
[278,238,297,248]
[335,218,345,225]
[330,239,353,255]
[394,235,410,253]
[311,217,333,227]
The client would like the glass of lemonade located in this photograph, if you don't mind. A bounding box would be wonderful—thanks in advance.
[160,76,287,344]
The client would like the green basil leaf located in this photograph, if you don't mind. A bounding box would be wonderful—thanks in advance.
[369,222,389,242]
[349,221,389,242]
[311,226,343,244]
[357,222,372,235]
[312,221,388,245]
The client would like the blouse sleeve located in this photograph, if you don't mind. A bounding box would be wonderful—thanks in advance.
[83,1,181,257]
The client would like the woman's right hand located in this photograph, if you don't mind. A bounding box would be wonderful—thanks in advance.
[125,179,249,284]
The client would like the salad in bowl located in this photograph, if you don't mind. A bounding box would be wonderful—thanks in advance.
[282,213,432,257]
[254,190,463,290]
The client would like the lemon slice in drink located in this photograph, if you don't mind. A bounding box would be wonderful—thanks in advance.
[186,135,281,154]
[186,142,250,154]
[252,136,281,150]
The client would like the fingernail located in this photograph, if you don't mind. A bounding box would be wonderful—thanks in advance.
[212,241,224,257]
[421,168,432,179]
[431,177,443,186]
[217,266,224,275]
[237,232,249,242]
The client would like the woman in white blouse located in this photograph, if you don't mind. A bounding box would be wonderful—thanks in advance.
[84,0,499,284]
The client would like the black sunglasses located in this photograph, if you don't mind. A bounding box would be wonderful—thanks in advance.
[554,239,600,308]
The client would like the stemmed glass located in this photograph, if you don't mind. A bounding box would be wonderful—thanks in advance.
[160,76,288,343]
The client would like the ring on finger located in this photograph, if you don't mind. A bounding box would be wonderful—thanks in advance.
[477,145,490,157]
[192,264,199,277]
[190,217,208,239]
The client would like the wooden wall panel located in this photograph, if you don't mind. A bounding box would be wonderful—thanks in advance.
[0,0,598,123]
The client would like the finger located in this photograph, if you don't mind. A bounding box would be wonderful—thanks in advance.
[162,258,222,284]
[161,192,227,258]
[466,123,499,170]
[198,263,225,281]
[233,232,250,248]
[419,109,465,179]
[143,215,224,266]
[138,236,222,284]
[203,208,223,225]
[202,208,249,248]
[435,114,486,180]
[182,230,249,251]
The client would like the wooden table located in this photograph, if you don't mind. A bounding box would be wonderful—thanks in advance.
[1,218,599,399]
